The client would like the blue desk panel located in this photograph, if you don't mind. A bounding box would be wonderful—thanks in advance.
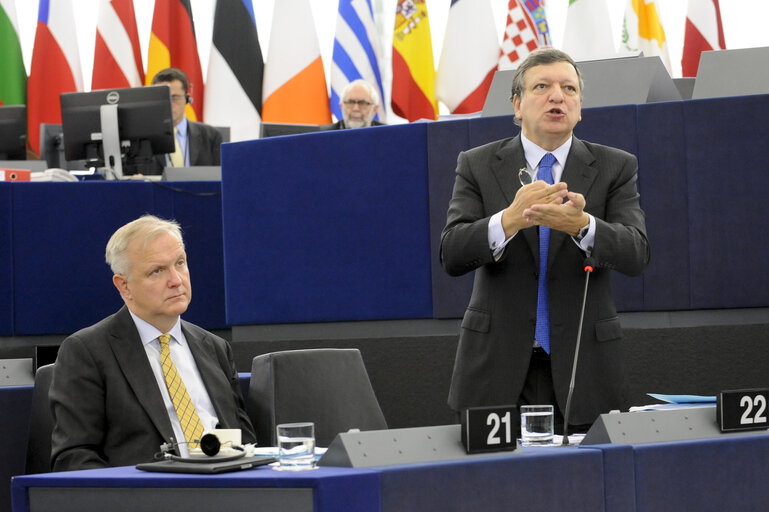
[6,181,226,335]
[0,184,12,335]
[377,448,607,512]
[631,434,769,512]
[221,126,433,325]
[12,449,611,512]
[683,95,769,309]
[11,465,381,512]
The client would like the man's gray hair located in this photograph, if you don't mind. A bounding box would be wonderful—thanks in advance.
[342,79,380,107]
[510,48,584,126]
[105,215,184,276]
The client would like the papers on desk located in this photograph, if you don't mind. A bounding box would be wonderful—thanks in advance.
[629,393,717,412]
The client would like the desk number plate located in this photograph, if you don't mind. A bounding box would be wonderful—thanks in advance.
[717,388,769,433]
[461,405,518,453]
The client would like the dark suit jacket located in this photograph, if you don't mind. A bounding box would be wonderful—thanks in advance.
[139,121,222,175]
[319,119,385,130]
[440,135,650,426]
[49,306,255,471]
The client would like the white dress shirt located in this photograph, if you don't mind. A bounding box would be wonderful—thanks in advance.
[130,311,218,457]
[488,133,595,259]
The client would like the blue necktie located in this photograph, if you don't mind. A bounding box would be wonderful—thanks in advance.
[535,153,556,353]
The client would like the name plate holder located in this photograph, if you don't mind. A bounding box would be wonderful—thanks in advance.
[461,405,519,454]
[717,388,769,433]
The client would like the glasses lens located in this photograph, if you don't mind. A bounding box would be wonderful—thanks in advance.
[344,99,371,107]
[518,168,533,186]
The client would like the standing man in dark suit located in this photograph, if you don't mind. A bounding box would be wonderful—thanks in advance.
[440,48,650,433]
[320,79,385,130]
[50,215,255,471]
[149,67,222,172]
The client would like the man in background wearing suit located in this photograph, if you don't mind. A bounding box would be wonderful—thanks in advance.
[50,215,255,471]
[321,79,385,130]
[149,67,222,172]
[440,48,650,433]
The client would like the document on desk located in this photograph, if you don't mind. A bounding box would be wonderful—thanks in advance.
[628,393,717,412]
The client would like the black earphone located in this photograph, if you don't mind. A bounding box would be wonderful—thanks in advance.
[157,433,245,463]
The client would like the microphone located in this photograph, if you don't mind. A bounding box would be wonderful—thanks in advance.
[562,256,595,446]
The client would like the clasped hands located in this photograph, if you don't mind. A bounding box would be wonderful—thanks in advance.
[502,181,588,238]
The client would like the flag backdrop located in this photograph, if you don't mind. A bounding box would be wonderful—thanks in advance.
[330,0,386,122]
[392,0,437,122]
[620,0,672,74]
[562,0,616,61]
[436,0,499,114]
[204,0,263,142]
[498,0,551,70]
[262,0,331,124]
[146,0,204,121]
[0,0,26,106]
[27,0,83,155]
[92,0,144,90]
[681,0,725,77]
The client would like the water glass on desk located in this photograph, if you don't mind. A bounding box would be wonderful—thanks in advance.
[520,405,554,446]
[275,422,317,470]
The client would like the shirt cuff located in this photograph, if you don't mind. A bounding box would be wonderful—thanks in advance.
[573,214,596,253]
[488,210,514,260]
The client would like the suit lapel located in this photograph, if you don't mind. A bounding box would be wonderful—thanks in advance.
[108,307,175,441]
[548,137,598,267]
[187,122,201,166]
[184,323,230,422]
[492,136,540,262]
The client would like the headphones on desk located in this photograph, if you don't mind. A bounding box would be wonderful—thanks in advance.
[158,433,246,463]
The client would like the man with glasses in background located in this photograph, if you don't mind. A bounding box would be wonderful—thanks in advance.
[146,67,222,173]
[322,79,385,130]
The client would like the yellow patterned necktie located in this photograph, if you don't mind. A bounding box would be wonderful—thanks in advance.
[158,333,203,449]
[169,127,183,167]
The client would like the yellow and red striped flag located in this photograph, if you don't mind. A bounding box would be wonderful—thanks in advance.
[391,0,437,122]
[262,0,331,124]
[146,0,204,121]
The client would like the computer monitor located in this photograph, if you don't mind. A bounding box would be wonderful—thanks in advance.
[60,85,175,179]
[259,122,320,138]
[0,105,27,160]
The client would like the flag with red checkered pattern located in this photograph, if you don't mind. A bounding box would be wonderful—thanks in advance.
[498,0,551,70]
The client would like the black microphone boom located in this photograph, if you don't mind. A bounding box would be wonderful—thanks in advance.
[562,257,595,446]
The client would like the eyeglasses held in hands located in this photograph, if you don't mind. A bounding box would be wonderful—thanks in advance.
[518,167,535,186]
[343,99,373,107]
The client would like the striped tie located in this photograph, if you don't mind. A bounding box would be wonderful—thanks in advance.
[158,333,203,448]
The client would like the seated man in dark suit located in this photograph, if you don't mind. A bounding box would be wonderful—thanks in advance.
[50,215,255,471]
[321,79,385,130]
[144,67,222,174]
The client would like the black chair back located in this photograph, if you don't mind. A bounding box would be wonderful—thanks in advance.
[25,363,54,474]
[248,348,387,446]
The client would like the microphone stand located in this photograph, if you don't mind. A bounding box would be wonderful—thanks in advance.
[562,257,595,446]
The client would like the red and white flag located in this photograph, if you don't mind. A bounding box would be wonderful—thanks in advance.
[436,0,499,114]
[91,0,144,90]
[498,0,551,70]
[681,0,725,77]
[27,0,83,155]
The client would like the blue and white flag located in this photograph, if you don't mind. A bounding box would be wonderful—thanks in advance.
[330,0,385,122]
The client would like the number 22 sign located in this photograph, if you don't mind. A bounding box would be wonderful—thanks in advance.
[717,389,769,433]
